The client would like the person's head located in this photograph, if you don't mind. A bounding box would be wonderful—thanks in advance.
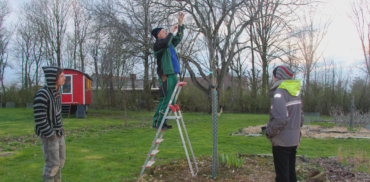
[273,65,294,83]
[42,66,65,89]
[55,68,65,87]
[151,27,166,40]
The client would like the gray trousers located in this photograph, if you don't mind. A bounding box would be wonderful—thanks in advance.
[40,135,66,182]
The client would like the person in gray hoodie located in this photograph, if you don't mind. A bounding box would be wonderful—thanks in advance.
[266,65,304,182]
[33,67,66,182]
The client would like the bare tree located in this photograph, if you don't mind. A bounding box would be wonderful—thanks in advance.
[65,34,75,68]
[15,20,34,89]
[31,35,44,89]
[281,40,300,73]
[0,0,11,94]
[156,0,264,108]
[88,22,104,91]
[71,0,90,72]
[295,6,330,110]
[349,0,370,77]
[230,44,249,111]
[247,0,304,103]
[15,3,47,90]
[88,0,165,110]
[248,22,259,103]
[24,0,70,67]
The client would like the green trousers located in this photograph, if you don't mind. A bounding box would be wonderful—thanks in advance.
[152,74,177,127]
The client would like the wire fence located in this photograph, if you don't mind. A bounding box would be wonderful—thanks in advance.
[330,107,370,128]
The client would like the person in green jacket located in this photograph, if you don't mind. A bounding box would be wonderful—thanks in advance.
[151,12,185,129]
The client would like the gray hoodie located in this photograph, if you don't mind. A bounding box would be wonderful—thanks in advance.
[266,79,304,147]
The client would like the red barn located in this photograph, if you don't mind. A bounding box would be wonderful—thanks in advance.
[61,68,92,118]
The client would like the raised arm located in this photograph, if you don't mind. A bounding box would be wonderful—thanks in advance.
[172,12,185,47]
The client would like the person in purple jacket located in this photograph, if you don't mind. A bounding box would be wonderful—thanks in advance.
[266,65,304,182]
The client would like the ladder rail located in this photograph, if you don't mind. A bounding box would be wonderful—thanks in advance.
[139,127,161,175]
[174,85,183,103]
[139,82,198,180]
[174,111,195,176]
[178,110,199,174]
[150,131,164,161]
[139,84,180,176]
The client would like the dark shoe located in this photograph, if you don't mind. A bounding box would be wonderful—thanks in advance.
[163,123,172,129]
[153,124,167,130]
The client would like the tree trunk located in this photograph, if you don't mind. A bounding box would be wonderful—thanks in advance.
[131,74,136,108]
[57,26,61,67]
[93,46,99,91]
[74,28,77,69]
[80,47,84,72]
[25,60,28,89]
[144,52,150,110]
[124,90,128,127]
[21,51,24,89]
[109,71,115,107]
[79,35,85,72]
[262,43,269,112]
[305,70,310,111]
[250,24,257,113]
[36,63,39,91]
[143,1,151,111]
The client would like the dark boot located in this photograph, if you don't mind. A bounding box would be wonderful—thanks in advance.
[163,123,172,129]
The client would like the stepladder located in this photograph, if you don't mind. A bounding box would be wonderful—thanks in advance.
[139,81,198,179]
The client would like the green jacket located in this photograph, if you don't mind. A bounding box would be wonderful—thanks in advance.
[153,25,185,75]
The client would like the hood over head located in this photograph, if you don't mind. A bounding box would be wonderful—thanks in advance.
[42,66,61,97]
[269,79,301,98]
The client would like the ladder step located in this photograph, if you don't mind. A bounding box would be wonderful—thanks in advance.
[152,139,164,144]
[147,150,160,156]
[143,160,155,168]
[165,116,182,119]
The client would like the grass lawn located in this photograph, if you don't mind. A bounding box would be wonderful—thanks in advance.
[1,108,369,181]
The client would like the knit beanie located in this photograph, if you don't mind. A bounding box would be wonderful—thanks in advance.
[151,27,163,39]
[273,65,294,81]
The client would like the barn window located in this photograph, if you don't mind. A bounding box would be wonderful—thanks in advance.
[85,78,91,91]
[62,76,72,94]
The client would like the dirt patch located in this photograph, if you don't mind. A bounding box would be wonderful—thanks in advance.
[312,157,370,181]
[239,125,370,139]
[242,125,264,134]
[302,125,370,139]
[138,155,278,182]
[0,152,13,157]
[138,155,370,182]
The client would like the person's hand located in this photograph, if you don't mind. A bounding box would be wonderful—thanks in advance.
[171,25,178,33]
[178,12,185,26]
[297,143,300,149]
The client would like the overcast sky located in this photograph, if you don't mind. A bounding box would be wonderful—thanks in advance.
[2,0,366,86]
